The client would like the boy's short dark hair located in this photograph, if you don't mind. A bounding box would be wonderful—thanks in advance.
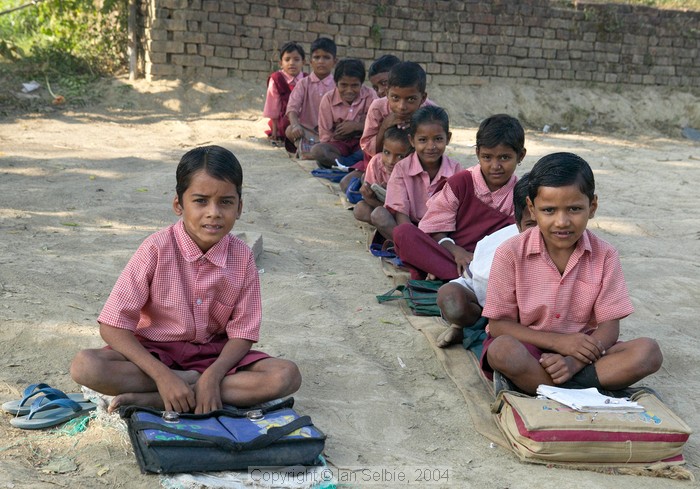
[310,37,337,57]
[279,41,305,60]
[368,54,401,77]
[383,126,411,148]
[476,114,525,155]
[333,58,366,84]
[528,152,595,203]
[388,61,427,93]
[176,145,243,202]
[410,105,449,136]
[513,172,529,223]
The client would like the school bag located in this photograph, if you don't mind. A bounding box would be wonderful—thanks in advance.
[491,389,691,467]
[120,398,326,474]
[376,279,444,316]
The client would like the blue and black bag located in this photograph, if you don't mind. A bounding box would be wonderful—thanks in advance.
[120,398,325,474]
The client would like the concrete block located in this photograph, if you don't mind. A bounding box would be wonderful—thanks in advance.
[235,232,263,263]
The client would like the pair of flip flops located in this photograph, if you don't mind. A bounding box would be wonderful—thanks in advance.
[2,383,96,430]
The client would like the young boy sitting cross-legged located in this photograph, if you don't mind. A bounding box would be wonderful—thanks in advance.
[481,152,662,396]
[70,146,302,414]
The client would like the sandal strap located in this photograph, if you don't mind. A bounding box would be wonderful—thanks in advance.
[19,387,68,408]
[27,397,81,419]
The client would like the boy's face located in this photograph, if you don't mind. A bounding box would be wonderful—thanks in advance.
[475,143,525,192]
[310,49,336,79]
[381,138,411,174]
[387,86,426,120]
[409,122,451,168]
[369,72,390,98]
[280,50,304,77]
[516,205,537,232]
[527,184,597,258]
[173,170,242,253]
[336,75,363,104]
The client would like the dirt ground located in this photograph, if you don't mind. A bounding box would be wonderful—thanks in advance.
[1,76,699,488]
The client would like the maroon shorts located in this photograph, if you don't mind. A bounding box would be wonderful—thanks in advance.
[328,138,360,156]
[108,336,270,375]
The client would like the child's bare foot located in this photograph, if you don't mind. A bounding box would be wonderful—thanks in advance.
[108,392,164,413]
[437,325,464,348]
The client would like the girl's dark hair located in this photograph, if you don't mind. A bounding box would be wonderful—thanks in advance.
[528,152,595,203]
[383,126,411,148]
[333,58,366,84]
[368,54,401,77]
[176,146,243,202]
[476,114,525,154]
[513,173,529,223]
[409,105,449,136]
[388,61,427,92]
[279,41,305,60]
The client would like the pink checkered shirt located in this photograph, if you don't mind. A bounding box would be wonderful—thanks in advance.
[364,153,390,187]
[286,72,335,130]
[317,85,377,143]
[98,220,262,344]
[419,165,517,234]
[483,227,634,335]
[385,152,462,223]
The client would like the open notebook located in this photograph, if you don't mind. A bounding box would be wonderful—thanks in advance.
[536,385,645,412]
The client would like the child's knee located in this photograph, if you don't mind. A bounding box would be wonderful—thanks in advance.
[353,202,371,222]
[271,360,302,394]
[437,284,466,318]
[638,338,663,373]
[70,349,99,384]
[487,336,528,371]
[287,363,302,392]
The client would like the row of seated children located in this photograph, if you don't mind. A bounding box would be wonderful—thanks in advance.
[69,144,663,412]
[321,78,663,398]
[264,37,388,163]
[263,40,663,400]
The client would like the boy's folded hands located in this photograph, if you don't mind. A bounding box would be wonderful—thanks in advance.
[555,333,605,365]
[539,353,579,384]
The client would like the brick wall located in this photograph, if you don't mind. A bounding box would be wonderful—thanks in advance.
[137,0,700,87]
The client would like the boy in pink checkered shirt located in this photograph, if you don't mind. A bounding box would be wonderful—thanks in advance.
[70,146,301,413]
[481,152,662,396]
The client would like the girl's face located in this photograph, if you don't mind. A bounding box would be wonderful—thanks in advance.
[280,50,304,77]
[381,138,411,174]
[409,122,451,168]
[173,170,242,253]
[475,143,525,191]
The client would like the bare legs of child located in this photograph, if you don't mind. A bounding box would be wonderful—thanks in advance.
[486,335,663,395]
[311,143,342,168]
[340,170,363,193]
[70,349,302,413]
[369,206,397,241]
[436,282,482,348]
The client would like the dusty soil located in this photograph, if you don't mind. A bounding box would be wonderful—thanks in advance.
[1,75,699,488]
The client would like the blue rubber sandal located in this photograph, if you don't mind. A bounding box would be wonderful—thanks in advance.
[311,168,347,183]
[10,397,96,430]
[2,383,86,416]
